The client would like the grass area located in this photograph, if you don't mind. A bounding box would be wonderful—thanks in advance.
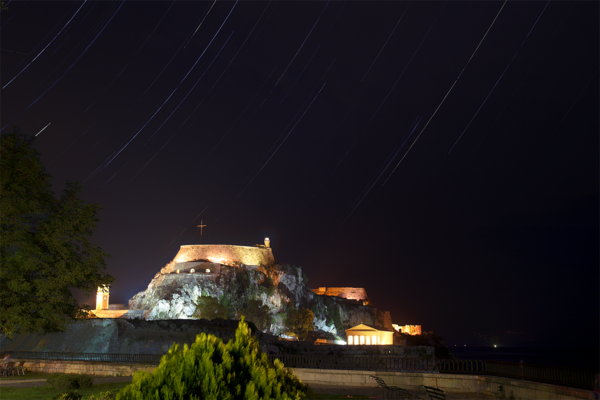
[0,381,129,400]
[0,374,369,400]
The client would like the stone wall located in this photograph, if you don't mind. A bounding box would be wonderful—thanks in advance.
[17,359,156,377]
[165,245,274,270]
[290,369,595,400]
[312,287,369,303]
[91,310,146,319]
[16,360,595,399]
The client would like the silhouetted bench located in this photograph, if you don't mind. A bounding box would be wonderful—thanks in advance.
[370,375,422,399]
[419,385,446,400]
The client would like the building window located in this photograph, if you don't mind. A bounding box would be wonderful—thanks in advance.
[348,336,353,345]
[360,335,365,345]
[366,336,371,345]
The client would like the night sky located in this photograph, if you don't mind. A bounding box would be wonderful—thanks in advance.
[2,1,598,350]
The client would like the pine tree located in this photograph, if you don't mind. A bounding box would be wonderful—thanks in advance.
[117,318,310,400]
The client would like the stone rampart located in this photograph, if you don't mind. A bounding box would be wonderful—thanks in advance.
[90,310,146,319]
[167,245,274,270]
[312,287,369,302]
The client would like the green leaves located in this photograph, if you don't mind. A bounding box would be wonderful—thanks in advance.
[0,127,113,338]
[117,319,309,400]
[285,307,315,341]
[240,299,271,332]
[192,295,228,320]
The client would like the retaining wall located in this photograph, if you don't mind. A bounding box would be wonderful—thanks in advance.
[17,359,156,377]
[16,360,595,400]
[290,368,595,400]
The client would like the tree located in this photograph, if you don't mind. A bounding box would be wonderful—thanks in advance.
[0,127,113,338]
[117,318,310,400]
[285,307,314,341]
[192,295,227,320]
[241,299,270,331]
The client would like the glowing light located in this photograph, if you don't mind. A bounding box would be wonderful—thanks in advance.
[205,269,211,273]
[208,257,225,264]
[176,269,180,274]
[494,345,497,348]
[190,269,195,273]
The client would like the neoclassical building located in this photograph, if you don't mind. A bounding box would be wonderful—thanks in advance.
[345,323,394,345]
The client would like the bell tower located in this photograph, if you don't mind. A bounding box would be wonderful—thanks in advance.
[96,285,109,310]
[264,237,270,248]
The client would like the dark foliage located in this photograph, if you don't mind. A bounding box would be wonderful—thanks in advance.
[0,127,113,338]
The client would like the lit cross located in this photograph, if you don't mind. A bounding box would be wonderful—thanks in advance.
[197,220,207,242]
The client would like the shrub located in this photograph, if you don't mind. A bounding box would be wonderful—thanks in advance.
[285,307,314,341]
[47,374,93,390]
[51,390,82,400]
[116,318,309,400]
[77,375,94,388]
[87,391,116,400]
[241,299,270,331]
[192,295,227,320]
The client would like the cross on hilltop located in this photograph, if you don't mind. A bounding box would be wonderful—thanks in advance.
[197,220,207,242]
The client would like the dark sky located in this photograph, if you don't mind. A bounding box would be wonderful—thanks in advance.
[2,1,598,349]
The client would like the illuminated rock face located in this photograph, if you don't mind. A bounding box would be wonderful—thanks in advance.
[167,245,274,269]
[312,287,369,303]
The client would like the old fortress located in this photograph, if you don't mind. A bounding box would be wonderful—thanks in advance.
[93,238,421,339]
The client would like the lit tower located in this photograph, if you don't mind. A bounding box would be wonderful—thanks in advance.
[96,285,109,310]
[264,237,270,248]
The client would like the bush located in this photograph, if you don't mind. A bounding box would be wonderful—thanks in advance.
[241,299,270,331]
[192,295,228,320]
[51,391,82,400]
[47,374,93,390]
[77,374,94,388]
[116,318,310,400]
[88,391,116,400]
[285,307,314,341]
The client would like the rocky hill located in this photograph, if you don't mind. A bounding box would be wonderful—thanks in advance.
[129,263,392,341]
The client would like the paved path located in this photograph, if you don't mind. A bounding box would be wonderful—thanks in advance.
[308,384,498,399]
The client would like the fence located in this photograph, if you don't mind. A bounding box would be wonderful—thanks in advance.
[267,354,436,372]
[8,351,163,364]
[437,359,597,391]
[7,351,596,390]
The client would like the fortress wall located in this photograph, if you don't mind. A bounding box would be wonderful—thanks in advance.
[171,245,274,268]
[312,287,369,301]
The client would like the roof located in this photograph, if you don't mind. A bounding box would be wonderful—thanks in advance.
[345,323,394,333]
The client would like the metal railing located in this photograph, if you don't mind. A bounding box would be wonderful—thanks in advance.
[268,354,436,372]
[9,351,164,364]
[437,359,598,391]
[8,351,597,391]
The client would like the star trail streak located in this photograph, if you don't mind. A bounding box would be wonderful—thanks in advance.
[1,1,597,351]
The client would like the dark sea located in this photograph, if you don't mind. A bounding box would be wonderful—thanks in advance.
[449,347,599,371]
